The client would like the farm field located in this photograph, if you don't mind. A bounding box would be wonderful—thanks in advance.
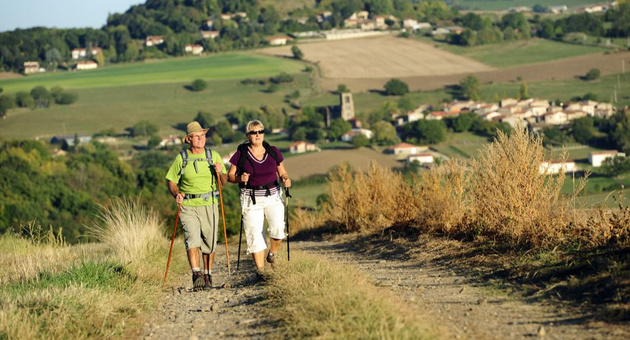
[257,35,495,79]
[0,53,304,93]
[282,147,401,180]
[459,0,605,11]
[420,37,609,68]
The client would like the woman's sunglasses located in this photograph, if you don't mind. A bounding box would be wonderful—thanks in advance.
[247,129,265,135]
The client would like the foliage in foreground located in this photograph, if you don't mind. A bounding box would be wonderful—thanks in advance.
[294,128,630,249]
[0,198,179,339]
[265,251,434,340]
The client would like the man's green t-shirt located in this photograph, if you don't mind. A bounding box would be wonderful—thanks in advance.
[165,149,227,206]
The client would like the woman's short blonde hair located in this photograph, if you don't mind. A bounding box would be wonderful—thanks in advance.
[245,120,264,133]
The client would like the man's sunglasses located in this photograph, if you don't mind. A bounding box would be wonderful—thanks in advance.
[248,129,265,135]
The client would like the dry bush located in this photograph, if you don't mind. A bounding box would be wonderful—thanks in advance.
[89,197,164,266]
[323,162,419,233]
[469,128,570,246]
[414,158,471,235]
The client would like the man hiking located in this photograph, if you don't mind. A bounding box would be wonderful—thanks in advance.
[166,121,227,290]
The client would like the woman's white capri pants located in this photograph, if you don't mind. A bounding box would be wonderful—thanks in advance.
[240,191,286,254]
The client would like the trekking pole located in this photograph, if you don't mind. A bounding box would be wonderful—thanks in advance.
[285,187,292,261]
[236,216,243,271]
[217,177,231,275]
[163,203,181,287]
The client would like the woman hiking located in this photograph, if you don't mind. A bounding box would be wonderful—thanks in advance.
[227,120,291,279]
[165,121,227,290]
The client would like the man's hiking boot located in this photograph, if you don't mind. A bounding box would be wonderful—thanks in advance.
[203,274,212,290]
[192,271,205,290]
[266,252,275,264]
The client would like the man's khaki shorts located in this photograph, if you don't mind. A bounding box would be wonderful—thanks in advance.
[180,204,219,253]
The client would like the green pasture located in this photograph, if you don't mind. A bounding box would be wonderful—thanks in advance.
[458,0,605,11]
[0,73,313,140]
[431,131,491,159]
[562,172,630,208]
[0,53,305,93]
[481,72,630,108]
[420,37,609,68]
[289,184,327,209]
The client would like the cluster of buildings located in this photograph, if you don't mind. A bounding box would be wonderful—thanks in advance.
[403,98,617,129]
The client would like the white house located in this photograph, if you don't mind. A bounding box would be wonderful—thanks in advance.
[71,47,102,59]
[75,60,98,70]
[540,160,577,175]
[386,142,428,160]
[184,44,204,55]
[589,150,626,167]
[542,111,567,125]
[200,30,220,39]
[341,128,373,142]
[23,61,40,74]
[407,153,434,164]
[145,35,164,46]
[289,141,318,154]
[158,135,182,149]
[265,36,291,46]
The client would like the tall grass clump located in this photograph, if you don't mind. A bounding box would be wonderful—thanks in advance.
[322,162,419,233]
[89,197,164,267]
[415,158,471,235]
[265,251,435,339]
[469,128,571,246]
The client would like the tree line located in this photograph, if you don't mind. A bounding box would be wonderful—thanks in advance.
[4,1,627,72]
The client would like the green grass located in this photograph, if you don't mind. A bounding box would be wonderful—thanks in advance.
[0,73,313,139]
[0,53,305,93]
[482,72,630,108]
[419,37,609,68]
[431,132,491,159]
[289,183,326,209]
[458,0,605,11]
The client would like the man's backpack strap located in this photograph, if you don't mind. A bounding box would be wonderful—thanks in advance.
[179,149,188,176]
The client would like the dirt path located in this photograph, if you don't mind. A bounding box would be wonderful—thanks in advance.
[140,236,630,339]
[296,236,630,340]
[140,248,280,340]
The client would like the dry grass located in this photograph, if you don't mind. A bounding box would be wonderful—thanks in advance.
[265,250,435,339]
[0,222,102,285]
[0,197,173,339]
[296,128,630,249]
[89,197,165,269]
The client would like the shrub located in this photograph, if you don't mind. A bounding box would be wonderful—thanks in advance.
[583,68,600,81]
[269,72,293,84]
[190,78,207,91]
[384,78,409,96]
[469,128,570,246]
[55,92,78,105]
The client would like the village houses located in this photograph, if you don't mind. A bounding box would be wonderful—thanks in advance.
[145,35,164,46]
[386,142,429,160]
[157,135,182,149]
[540,160,577,175]
[407,153,434,165]
[265,36,292,46]
[184,44,204,55]
[71,47,102,60]
[75,60,98,70]
[288,141,319,154]
[23,61,40,74]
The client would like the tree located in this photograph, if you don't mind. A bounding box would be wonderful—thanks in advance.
[336,84,350,94]
[404,120,447,144]
[397,95,415,111]
[291,45,303,60]
[384,78,409,96]
[328,118,352,141]
[0,94,15,119]
[583,68,601,81]
[190,79,207,91]
[459,75,481,101]
[30,86,51,108]
[130,120,158,137]
[351,133,371,148]
[570,117,596,144]
[518,81,529,100]
[372,121,401,145]
[601,156,630,177]
[15,92,35,108]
